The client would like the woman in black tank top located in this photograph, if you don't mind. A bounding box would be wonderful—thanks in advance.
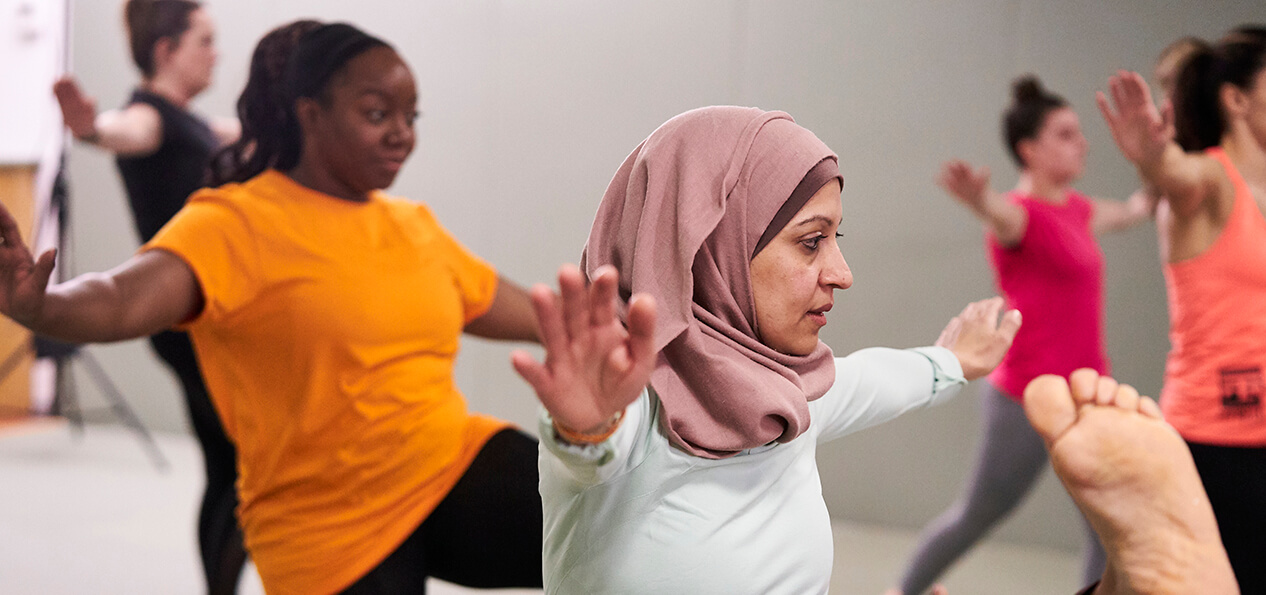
[52,2,246,593]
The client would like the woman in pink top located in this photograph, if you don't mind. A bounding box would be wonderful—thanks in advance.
[891,76,1154,595]
[1098,28,1266,593]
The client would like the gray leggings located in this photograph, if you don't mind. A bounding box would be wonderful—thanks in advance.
[898,383,1105,595]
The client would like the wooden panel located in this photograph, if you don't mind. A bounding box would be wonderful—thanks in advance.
[0,165,35,417]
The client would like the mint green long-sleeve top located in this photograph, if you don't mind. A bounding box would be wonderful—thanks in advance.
[539,346,966,595]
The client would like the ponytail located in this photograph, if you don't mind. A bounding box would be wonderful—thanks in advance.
[1172,28,1266,151]
[208,20,322,186]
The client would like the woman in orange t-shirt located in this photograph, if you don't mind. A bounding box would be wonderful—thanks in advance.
[1098,28,1266,593]
[0,21,543,595]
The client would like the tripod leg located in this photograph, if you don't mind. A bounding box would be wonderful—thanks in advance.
[77,352,170,472]
[55,357,85,438]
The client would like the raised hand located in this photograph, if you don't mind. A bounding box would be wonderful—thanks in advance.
[53,76,99,140]
[0,202,56,329]
[511,264,657,435]
[1096,70,1174,167]
[937,160,991,212]
[936,297,1021,381]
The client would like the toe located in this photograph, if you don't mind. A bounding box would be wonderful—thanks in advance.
[1095,375,1120,406]
[1069,368,1101,406]
[1112,384,1140,411]
[1138,396,1163,419]
[1024,374,1079,443]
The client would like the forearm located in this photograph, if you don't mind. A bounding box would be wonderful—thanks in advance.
[1135,144,1209,215]
[1094,190,1156,234]
[28,274,161,343]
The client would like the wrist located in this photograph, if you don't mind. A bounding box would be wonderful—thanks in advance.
[75,128,100,144]
[553,410,625,446]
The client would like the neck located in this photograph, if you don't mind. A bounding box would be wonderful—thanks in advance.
[285,159,370,203]
[1015,170,1071,203]
[141,75,195,109]
[1222,129,1266,189]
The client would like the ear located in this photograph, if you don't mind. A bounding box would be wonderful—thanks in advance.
[1220,82,1249,119]
[293,97,322,133]
[152,36,176,71]
[1016,138,1036,167]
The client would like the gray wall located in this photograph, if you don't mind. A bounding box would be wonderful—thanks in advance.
[63,0,1260,552]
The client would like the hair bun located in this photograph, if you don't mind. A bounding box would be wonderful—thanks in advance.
[1011,75,1045,104]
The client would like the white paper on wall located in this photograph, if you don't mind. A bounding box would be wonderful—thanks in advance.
[0,0,66,165]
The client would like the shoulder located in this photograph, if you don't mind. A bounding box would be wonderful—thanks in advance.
[182,174,279,223]
[377,194,449,235]
[1066,190,1096,215]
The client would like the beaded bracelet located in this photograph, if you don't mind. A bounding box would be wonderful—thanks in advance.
[553,410,625,446]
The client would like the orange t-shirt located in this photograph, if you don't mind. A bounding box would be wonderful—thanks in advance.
[144,170,510,594]
[1161,148,1266,446]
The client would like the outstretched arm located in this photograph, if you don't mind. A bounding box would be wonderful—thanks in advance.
[1096,71,1222,220]
[0,202,200,343]
[53,76,162,157]
[938,160,1027,246]
[1090,188,1158,234]
[813,297,1021,443]
[511,264,656,438]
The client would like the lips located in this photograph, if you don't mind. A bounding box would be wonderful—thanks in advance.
[379,156,407,173]
[806,303,832,327]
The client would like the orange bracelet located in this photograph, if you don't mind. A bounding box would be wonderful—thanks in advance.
[553,411,625,446]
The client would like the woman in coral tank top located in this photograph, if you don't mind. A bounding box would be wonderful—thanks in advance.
[1098,27,1266,593]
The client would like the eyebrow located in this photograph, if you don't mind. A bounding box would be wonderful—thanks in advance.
[789,214,838,229]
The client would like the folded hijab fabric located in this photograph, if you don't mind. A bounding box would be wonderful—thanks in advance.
[580,106,843,459]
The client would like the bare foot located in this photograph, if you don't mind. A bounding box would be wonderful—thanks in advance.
[1023,370,1238,595]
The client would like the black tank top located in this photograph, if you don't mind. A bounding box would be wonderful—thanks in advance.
[115,88,218,242]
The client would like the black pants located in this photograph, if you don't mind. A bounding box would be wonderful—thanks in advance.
[341,428,544,594]
[1187,441,1266,595]
[149,331,246,595]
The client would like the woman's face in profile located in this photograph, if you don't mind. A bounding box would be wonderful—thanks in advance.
[749,180,851,356]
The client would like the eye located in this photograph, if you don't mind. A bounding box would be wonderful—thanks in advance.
[406,110,420,126]
[801,234,825,251]
[366,109,387,123]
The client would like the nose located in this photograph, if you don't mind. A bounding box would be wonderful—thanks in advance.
[822,242,853,290]
[387,113,415,148]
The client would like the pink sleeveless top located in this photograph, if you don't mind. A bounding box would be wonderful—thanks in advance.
[1161,147,1266,446]
[986,190,1110,400]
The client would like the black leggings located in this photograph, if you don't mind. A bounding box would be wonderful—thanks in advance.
[341,428,544,594]
[1186,441,1266,595]
[149,331,246,595]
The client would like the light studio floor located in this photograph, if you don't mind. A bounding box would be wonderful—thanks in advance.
[0,422,1083,594]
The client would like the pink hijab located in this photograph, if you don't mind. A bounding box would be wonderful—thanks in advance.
[580,106,842,459]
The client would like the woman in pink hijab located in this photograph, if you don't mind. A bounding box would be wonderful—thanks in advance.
[512,106,1021,593]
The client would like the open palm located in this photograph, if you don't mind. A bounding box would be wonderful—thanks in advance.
[938,160,991,210]
[0,203,56,328]
[1096,71,1173,166]
[512,265,657,434]
[53,77,98,139]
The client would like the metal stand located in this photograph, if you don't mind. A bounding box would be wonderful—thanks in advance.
[0,337,169,471]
